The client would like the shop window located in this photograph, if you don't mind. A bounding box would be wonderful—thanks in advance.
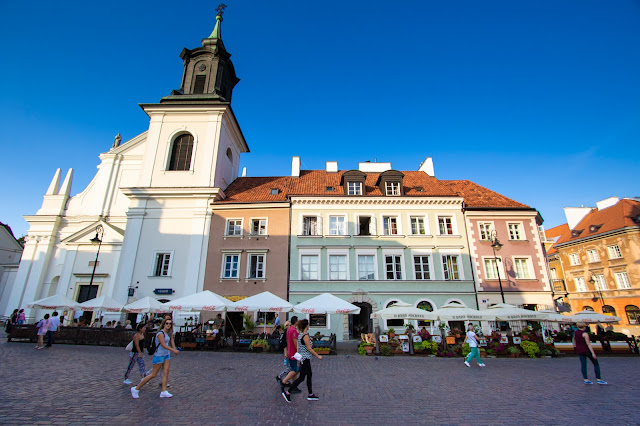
[583,306,594,312]
[310,314,327,327]
[602,305,616,316]
[416,301,433,327]
[385,301,404,327]
[625,305,639,325]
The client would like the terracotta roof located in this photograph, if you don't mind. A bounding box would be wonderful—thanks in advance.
[556,199,640,245]
[219,170,530,209]
[544,223,570,255]
[441,180,530,209]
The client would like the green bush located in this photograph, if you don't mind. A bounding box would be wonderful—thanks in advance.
[420,340,438,354]
[507,346,521,355]
[358,342,367,356]
[520,340,540,358]
[380,345,392,356]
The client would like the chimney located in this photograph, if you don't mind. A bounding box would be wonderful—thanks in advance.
[564,207,593,230]
[418,157,435,177]
[326,161,338,173]
[358,162,391,172]
[291,156,300,177]
[241,167,247,177]
[595,197,619,211]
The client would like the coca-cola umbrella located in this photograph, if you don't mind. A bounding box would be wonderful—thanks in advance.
[28,294,80,311]
[294,293,361,315]
[165,290,234,312]
[436,302,496,321]
[570,310,620,324]
[78,295,125,312]
[123,296,168,314]
[370,301,436,321]
[231,291,294,333]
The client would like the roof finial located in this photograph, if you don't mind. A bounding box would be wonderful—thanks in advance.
[208,3,227,39]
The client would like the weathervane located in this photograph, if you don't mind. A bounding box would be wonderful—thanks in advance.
[216,3,227,17]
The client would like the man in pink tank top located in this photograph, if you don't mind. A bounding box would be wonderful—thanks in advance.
[278,316,300,394]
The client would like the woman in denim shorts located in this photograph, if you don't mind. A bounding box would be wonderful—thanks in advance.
[131,318,180,398]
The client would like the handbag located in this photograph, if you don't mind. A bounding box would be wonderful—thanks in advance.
[125,341,133,351]
[293,352,302,361]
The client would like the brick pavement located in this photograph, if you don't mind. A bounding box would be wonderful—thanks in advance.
[0,335,639,425]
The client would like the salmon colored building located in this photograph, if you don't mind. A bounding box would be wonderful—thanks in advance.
[550,197,640,334]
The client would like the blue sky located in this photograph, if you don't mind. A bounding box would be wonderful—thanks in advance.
[1,1,639,237]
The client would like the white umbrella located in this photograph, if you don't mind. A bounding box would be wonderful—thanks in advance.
[232,291,293,333]
[437,302,496,321]
[485,303,548,321]
[166,290,234,312]
[370,301,436,321]
[294,293,361,315]
[123,296,168,314]
[570,310,620,324]
[28,294,80,310]
[537,310,573,323]
[78,295,125,312]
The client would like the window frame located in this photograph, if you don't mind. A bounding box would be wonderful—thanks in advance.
[586,249,600,263]
[437,216,456,235]
[441,253,462,281]
[347,181,363,195]
[615,272,631,289]
[225,218,243,237]
[383,251,404,280]
[329,215,347,236]
[327,251,349,281]
[151,250,174,277]
[299,251,320,281]
[575,277,587,292]
[410,215,428,235]
[478,222,494,241]
[356,251,377,281]
[512,256,533,279]
[607,245,622,259]
[301,215,320,236]
[413,254,432,280]
[221,252,241,279]
[482,256,505,280]
[593,274,608,291]
[382,215,400,235]
[507,222,524,241]
[569,253,581,266]
[166,132,196,172]
[246,253,266,280]
[249,218,268,236]
[385,181,401,196]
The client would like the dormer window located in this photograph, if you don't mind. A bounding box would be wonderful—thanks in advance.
[326,186,334,192]
[270,188,279,195]
[348,182,363,195]
[589,224,602,233]
[385,182,401,196]
[572,230,583,238]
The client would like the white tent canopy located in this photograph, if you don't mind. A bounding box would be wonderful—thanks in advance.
[166,290,234,312]
[370,301,437,321]
[294,293,361,315]
[485,303,549,321]
[570,310,621,324]
[537,310,573,323]
[437,302,496,321]
[231,291,293,313]
[123,296,168,314]
[28,294,80,310]
[78,295,125,312]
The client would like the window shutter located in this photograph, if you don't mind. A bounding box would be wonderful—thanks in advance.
[369,216,377,236]
[317,215,323,236]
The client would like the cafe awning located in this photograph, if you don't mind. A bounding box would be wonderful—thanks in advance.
[166,290,235,312]
[294,293,361,315]
[370,301,437,321]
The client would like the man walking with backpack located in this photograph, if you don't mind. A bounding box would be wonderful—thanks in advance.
[277,316,300,395]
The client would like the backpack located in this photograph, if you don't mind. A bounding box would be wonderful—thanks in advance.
[279,332,287,351]
[148,334,158,355]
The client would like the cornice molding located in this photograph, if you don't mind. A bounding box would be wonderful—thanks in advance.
[290,197,463,206]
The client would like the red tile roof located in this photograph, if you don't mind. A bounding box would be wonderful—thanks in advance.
[219,170,531,209]
[556,199,640,245]
[544,223,571,255]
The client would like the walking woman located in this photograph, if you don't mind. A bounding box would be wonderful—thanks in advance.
[36,314,51,350]
[130,318,179,398]
[573,322,607,384]
[464,323,485,367]
[123,323,147,384]
[282,319,322,402]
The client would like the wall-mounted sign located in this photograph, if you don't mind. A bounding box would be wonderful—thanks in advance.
[128,288,135,297]
[154,288,174,295]
[379,335,389,342]
[512,337,522,345]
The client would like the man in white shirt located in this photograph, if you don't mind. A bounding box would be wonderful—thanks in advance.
[46,311,61,347]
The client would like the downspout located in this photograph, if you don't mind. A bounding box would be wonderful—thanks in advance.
[462,203,480,310]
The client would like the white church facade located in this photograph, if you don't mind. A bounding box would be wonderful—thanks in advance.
[2,13,248,321]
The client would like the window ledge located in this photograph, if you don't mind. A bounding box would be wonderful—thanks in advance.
[354,234,378,238]
[380,234,405,238]
[508,239,529,242]
[245,278,267,282]
[407,234,433,238]
[219,278,241,282]
[248,234,268,240]
[325,235,350,238]
[223,235,244,240]
[147,275,172,278]
[437,235,462,238]
[298,234,323,238]
[161,170,195,175]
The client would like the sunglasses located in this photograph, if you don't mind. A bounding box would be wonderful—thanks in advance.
[165,322,173,325]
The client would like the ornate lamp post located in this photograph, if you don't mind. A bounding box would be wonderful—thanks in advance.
[88,225,104,290]
[490,230,505,303]
[589,275,605,308]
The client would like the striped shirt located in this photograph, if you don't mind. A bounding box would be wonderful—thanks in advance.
[297,332,312,360]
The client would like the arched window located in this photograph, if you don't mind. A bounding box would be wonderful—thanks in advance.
[416,301,433,327]
[583,306,594,311]
[386,300,404,328]
[626,305,640,325]
[602,305,616,316]
[168,134,194,171]
[226,147,233,162]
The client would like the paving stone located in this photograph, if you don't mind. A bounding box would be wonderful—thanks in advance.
[0,335,638,424]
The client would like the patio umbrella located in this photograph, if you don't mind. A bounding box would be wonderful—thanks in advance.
[485,303,549,321]
[569,310,620,324]
[370,301,436,321]
[294,293,361,315]
[537,310,573,323]
[28,294,80,310]
[436,302,496,321]
[165,290,234,312]
[78,295,125,312]
[123,296,168,314]
[231,291,294,333]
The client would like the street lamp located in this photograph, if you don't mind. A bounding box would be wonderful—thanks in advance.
[490,230,505,303]
[589,274,605,307]
[88,225,104,290]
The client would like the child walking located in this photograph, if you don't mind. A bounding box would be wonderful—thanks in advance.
[123,323,147,384]
[282,319,322,402]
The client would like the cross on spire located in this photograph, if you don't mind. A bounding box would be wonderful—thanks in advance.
[216,3,227,17]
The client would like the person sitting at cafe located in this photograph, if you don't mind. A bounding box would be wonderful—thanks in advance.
[271,325,282,338]
[91,319,101,328]
[213,313,225,333]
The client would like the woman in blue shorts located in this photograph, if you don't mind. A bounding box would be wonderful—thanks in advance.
[131,318,179,398]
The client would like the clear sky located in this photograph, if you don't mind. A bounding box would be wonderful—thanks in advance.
[1,1,639,237]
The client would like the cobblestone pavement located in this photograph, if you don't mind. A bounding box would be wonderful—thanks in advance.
[0,336,638,425]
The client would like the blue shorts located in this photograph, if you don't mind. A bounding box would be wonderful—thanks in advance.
[152,354,170,365]
[288,358,300,373]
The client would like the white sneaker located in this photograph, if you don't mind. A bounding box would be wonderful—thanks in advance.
[479,363,486,367]
[131,387,139,399]
[464,361,470,367]
[123,379,132,384]
[160,391,173,398]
